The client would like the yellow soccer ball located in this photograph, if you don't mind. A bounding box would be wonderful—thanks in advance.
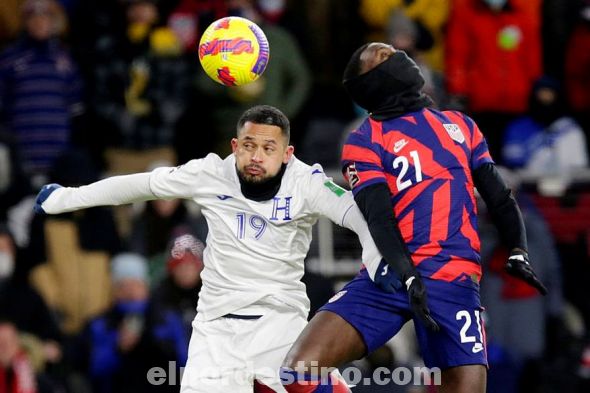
[198,16,270,86]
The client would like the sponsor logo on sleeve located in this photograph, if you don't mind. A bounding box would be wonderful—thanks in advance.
[323,180,346,197]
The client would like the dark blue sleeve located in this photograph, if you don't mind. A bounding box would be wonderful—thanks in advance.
[153,310,189,365]
[88,318,121,377]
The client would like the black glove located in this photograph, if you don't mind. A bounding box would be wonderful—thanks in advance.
[404,272,440,332]
[374,259,403,293]
[505,250,548,295]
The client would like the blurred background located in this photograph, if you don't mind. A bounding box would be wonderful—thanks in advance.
[0,0,589,392]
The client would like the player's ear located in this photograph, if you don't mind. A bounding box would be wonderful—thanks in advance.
[231,138,239,153]
[283,145,294,164]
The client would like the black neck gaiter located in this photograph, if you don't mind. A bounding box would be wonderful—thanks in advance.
[343,51,432,120]
[237,163,287,202]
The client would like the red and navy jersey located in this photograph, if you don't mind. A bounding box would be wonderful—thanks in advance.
[342,108,493,285]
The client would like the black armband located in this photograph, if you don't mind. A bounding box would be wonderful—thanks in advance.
[353,182,415,278]
[473,163,527,251]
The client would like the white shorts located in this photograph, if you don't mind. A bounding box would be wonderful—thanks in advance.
[180,308,307,393]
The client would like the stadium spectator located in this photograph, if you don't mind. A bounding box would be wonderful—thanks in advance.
[0,224,63,366]
[0,318,37,393]
[92,0,194,173]
[0,0,25,48]
[501,76,588,175]
[359,0,449,72]
[565,0,590,140]
[478,168,564,392]
[0,0,84,187]
[87,252,187,393]
[0,131,31,222]
[282,42,545,393]
[153,232,204,335]
[445,0,543,158]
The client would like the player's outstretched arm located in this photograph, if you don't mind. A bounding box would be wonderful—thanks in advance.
[34,173,155,214]
[354,182,439,331]
[473,163,547,295]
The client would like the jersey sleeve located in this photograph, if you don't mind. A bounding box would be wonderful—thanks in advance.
[306,164,383,279]
[149,158,206,199]
[463,113,494,170]
[306,164,357,226]
[340,121,387,195]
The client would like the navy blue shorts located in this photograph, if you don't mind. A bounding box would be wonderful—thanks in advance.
[319,269,487,370]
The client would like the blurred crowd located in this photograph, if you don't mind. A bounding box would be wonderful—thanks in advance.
[0,0,589,392]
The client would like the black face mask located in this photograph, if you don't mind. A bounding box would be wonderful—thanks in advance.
[343,51,432,120]
[530,100,561,126]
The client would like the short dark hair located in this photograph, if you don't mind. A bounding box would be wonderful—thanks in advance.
[343,43,370,82]
[237,105,290,143]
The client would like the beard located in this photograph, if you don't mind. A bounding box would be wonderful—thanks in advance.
[236,162,287,201]
[237,164,270,184]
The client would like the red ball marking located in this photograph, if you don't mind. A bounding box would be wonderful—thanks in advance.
[217,66,237,86]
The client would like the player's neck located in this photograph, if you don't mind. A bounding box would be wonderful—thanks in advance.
[237,163,287,202]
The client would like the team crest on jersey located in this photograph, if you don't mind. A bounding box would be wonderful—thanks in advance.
[328,290,347,303]
[346,163,360,189]
[443,123,465,143]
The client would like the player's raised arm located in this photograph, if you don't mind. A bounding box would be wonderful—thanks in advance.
[35,158,205,215]
[35,173,155,214]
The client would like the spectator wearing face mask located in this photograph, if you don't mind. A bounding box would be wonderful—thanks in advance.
[0,224,64,391]
[0,224,63,364]
[501,76,589,175]
[86,252,187,393]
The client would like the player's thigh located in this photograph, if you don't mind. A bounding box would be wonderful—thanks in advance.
[440,364,487,393]
[181,318,253,393]
[251,310,309,392]
[282,310,366,370]
[284,273,410,370]
[413,281,487,372]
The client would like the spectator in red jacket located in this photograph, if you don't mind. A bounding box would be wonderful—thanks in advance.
[445,0,543,158]
[0,319,37,393]
[565,0,590,140]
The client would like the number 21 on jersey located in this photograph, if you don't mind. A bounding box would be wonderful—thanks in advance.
[393,150,423,192]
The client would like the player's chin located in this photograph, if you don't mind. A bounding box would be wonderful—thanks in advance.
[241,173,270,184]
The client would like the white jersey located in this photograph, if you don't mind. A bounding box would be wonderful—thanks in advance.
[40,153,383,321]
[150,154,380,320]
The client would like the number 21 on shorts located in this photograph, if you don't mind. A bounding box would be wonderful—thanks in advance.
[456,309,485,353]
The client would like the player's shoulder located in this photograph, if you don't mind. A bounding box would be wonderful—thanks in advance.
[286,155,324,178]
[175,153,224,173]
[439,109,475,126]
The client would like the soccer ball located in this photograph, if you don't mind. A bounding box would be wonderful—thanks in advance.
[198,16,270,86]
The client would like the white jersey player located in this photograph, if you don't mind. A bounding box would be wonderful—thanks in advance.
[35,105,382,392]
